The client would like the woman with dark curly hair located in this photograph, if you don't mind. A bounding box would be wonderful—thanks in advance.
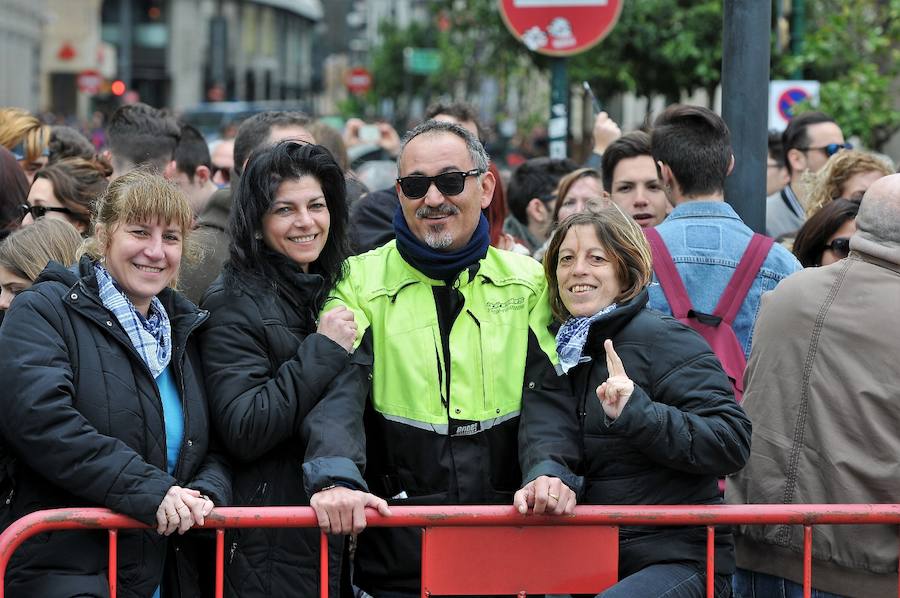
[199,141,383,597]
[792,198,859,267]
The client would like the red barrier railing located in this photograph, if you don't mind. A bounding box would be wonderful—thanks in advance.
[2,504,900,598]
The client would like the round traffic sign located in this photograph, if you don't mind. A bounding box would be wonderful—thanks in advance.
[77,70,103,95]
[777,87,810,121]
[346,67,373,95]
[498,0,623,56]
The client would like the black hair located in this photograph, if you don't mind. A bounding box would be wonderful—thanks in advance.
[506,157,578,223]
[106,103,180,173]
[781,111,838,176]
[424,101,482,138]
[226,141,349,304]
[651,104,731,197]
[173,123,211,182]
[767,130,785,168]
[602,131,652,192]
[792,198,859,267]
[48,126,95,164]
[233,111,311,177]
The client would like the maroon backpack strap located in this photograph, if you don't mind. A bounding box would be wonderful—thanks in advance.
[644,227,694,320]
[713,234,775,325]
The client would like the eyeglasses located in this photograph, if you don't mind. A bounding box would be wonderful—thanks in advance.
[801,142,853,157]
[823,237,851,258]
[210,165,231,184]
[397,169,483,199]
[18,204,74,220]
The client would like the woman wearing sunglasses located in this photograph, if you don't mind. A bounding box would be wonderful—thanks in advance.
[199,141,380,597]
[793,198,859,267]
[21,157,112,235]
[0,170,230,597]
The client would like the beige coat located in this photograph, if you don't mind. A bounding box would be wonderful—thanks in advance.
[727,238,900,597]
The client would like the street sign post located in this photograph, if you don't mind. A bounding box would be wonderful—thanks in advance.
[498,0,623,158]
[404,48,442,75]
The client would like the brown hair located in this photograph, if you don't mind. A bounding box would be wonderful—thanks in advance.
[804,150,892,216]
[0,108,51,163]
[552,168,603,223]
[81,170,198,284]
[0,217,82,280]
[33,157,113,234]
[543,206,653,322]
[792,198,859,267]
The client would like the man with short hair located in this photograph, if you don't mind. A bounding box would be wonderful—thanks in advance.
[602,130,671,228]
[105,103,180,180]
[165,124,217,217]
[179,111,315,303]
[208,138,234,187]
[503,157,577,253]
[304,121,576,597]
[648,104,801,359]
[729,173,900,598]
[766,111,847,238]
[765,130,789,197]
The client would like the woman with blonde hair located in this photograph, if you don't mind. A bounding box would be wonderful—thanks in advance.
[0,107,51,183]
[0,217,81,311]
[517,207,751,597]
[21,157,112,235]
[0,170,230,597]
[804,150,892,215]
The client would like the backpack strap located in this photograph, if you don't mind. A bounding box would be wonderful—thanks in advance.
[713,234,775,325]
[644,227,694,320]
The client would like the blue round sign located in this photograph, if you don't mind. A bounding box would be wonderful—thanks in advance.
[778,87,810,121]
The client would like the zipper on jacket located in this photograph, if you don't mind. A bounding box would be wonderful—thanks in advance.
[229,541,238,564]
[4,488,13,505]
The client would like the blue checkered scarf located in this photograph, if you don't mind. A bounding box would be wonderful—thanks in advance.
[94,263,172,379]
[555,303,617,374]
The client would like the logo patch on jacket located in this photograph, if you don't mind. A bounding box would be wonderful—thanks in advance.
[486,297,525,313]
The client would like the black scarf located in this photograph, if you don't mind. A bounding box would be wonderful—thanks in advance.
[393,206,490,283]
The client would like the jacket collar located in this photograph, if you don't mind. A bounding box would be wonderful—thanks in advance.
[667,200,741,221]
[41,256,208,345]
[583,288,649,351]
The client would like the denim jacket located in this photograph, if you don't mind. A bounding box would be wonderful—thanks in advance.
[647,200,802,357]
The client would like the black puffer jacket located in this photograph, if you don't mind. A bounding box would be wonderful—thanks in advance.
[521,289,752,578]
[199,269,365,598]
[0,258,231,598]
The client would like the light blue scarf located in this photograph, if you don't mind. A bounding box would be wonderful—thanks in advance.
[94,263,172,379]
[555,303,617,374]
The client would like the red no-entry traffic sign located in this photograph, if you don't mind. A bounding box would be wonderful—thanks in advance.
[346,67,372,95]
[498,0,623,56]
[77,70,103,95]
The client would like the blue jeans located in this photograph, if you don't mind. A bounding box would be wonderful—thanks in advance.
[596,563,731,598]
[732,568,847,598]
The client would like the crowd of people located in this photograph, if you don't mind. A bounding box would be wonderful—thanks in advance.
[0,98,897,598]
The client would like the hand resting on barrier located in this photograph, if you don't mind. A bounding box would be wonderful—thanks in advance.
[310,486,392,535]
[513,474,576,516]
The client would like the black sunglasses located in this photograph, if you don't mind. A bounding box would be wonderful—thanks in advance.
[210,165,231,183]
[397,169,483,200]
[802,142,853,157]
[19,204,74,220]
[824,237,851,258]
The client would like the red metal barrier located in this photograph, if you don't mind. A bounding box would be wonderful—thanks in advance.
[2,504,900,598]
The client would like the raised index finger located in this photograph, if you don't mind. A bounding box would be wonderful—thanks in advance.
[604,339,627,377]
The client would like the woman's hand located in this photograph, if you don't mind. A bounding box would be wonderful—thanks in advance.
[155,486,214,536]
[317,306,357,353]
[513,475,576,515]
[596,339,634,420]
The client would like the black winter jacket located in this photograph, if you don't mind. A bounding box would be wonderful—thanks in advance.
[199,270,365,598]
[521,290,752,578]
[0,258,231,598]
